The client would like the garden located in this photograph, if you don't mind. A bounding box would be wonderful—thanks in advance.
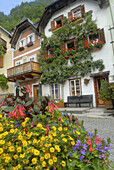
[0,86,113,170]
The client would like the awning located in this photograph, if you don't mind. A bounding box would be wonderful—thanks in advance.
[90,71,110,77]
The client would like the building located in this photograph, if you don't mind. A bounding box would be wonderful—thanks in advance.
[0,26,13,101]
[7,17,41,98]
[38,0,114,107]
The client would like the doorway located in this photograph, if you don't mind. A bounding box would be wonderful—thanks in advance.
[33,84,42,99]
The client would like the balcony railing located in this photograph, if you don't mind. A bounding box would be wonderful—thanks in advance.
[7,61,41,82]
[0,38,7,52]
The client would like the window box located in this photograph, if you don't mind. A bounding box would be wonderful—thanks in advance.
[71,17,83,24]
[19,46,24,51]
[84,78,90,85]
[27,41,33,47]
[56,102,64,108]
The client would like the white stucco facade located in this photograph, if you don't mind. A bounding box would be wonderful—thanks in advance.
[41,0,114,107]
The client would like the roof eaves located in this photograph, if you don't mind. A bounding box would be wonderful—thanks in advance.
[0,25,11,37]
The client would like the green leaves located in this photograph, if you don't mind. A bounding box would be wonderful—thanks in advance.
[4,106,15,112]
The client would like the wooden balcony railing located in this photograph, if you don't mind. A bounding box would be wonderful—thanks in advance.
[0,38,7,52]
[7,61,41,82]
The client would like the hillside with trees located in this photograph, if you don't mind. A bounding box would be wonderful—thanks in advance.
[0,0,52,32]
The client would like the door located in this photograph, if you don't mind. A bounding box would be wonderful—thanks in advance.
[96,77,105,107]
[33,84,41,99]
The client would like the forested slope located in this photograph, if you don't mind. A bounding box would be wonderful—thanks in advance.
[0,0,52,32]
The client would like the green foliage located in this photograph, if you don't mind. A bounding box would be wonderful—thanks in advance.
[0,43,4,57]
[0,0,52,32]
[0,74,9,91]
[100,79,112,101]
[39,14,105,84]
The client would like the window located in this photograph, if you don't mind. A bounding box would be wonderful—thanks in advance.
[89,33,99,44]
[66,41,75,49]
[27,33,35,43]
[51,15,64,31]
[73,9,81,18]
[55,17,62,27]
[48,49,54,56]
[51,83,59,99]
[15,60,22,66]
[19,38,26,47]
[28,55,36,62]
[70,79,81,96]
[22,56,28,63]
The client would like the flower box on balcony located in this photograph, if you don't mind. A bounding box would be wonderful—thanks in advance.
[27,41,33,47]
[71,17,83,24]
[19,46,24,51]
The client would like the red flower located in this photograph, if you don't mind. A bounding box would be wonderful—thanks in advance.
[26,86,32,93]
[95,136,102,144]
[8,104,25,119]
[48,102,58,113]
[0,100,5,107]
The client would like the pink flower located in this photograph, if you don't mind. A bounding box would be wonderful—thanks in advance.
[31,122,34,127]
[8,104,25,119]
[26,86,32,93]
[0,100,5,107]
[68,116,71,122]
[48,102,58,113]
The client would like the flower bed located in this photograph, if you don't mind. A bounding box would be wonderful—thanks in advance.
[0,86,113,170]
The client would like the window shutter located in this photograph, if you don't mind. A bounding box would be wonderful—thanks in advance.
[51,21,55,31]
[81,5,85,18]
[98,28,105,43]
[44,51,48,58]
[33,33,35,42]
[61,15,64,26]
[61,43,66,55]
[68,11,73,22]
[0,56,3,68]
[74,40,78,52]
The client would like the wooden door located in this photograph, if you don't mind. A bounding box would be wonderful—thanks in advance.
[33,85,41,99]
[96,77,105,107]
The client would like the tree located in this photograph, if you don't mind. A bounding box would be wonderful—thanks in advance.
[0,74,9,91]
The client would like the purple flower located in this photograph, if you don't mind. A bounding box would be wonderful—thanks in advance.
[106,146,111,150]
[15,124,20,127]
[99,154,103,159]
[80,149,86,155]
[72,146,77,152]
[79,155,84,160]
[69,153,72,157]
[82,144,87,150]
[76,140,81,145]
[89,132,94,139]
[84,127,87,130]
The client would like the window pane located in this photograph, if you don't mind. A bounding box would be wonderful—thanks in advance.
[55,83,58,89]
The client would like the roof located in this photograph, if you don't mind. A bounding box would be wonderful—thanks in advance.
[10,17,39,48]
[38,0,109,31]
[0,25,11,37]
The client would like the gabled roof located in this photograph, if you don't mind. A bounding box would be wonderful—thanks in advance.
[0,25,11,37]
[38,0,109,31]
[10,17,39,48]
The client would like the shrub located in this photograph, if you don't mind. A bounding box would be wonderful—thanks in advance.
[0,86,113,170]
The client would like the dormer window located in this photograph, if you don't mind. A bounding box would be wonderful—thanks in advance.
[27,33,35,43]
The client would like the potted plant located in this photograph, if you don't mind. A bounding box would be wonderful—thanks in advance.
[19,46,24,51]
[27,41,33,47]
[99,79,113,109]
[56,99,64,108]
[84,78,90,85]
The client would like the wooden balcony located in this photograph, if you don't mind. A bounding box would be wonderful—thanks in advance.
[0,37,7,53]
[7,61,41,82]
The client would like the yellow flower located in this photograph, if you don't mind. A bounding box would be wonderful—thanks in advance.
[61,161,66,167]
[14,128,18,134]
[0,127,3,132]
[13,155,18,159]
[32,158,37,164]
[0,148,3,154]
[41,136,45,141]
[0,140,5,145]
[55,145,60,150]
[35,165,40,169]
[44,153,50,159]
[50,147,55,153]
[52,126,56,131]
[64,127,68,131]
[33,139,37,144]
[48,159,53,165]
[37,123,43,129]
[53,156,57,162]
[20,153,25,158]
[40,157,44,161]
[7,141,11,146]
[5,156,10,163]
[18,135,23,140]
[61,134,64,138]
[22,122,26,127]
[22,140,27,147]
[52,132,56,137]
[0,115,2,118]
[9,146,15,152]
[71,141,75,145]
[58,127,62,131]
[34,149,40,156]
[42,161,46,167]
[76,131,80,135]
[17,147,21,153]
[62,138,67,142]
[17,164,21,168]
